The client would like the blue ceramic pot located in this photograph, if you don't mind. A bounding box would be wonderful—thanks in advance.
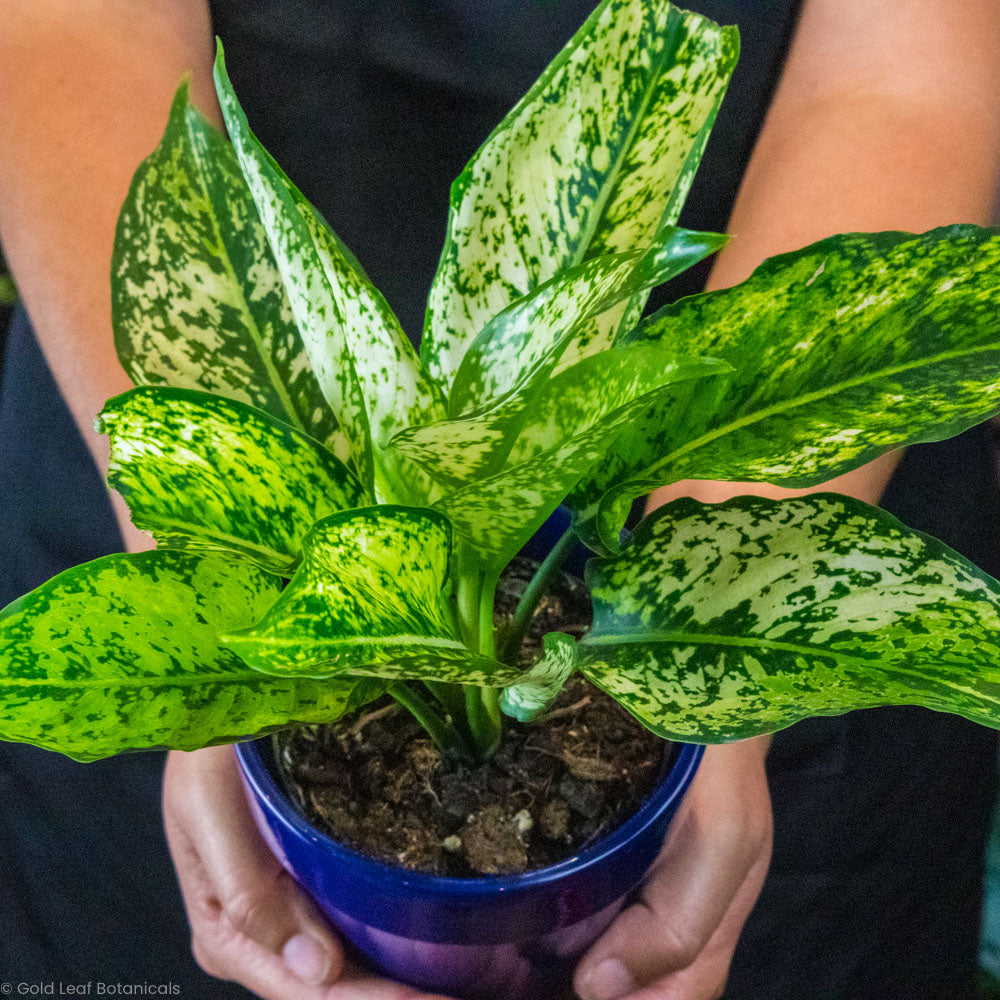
[236,738,703,999]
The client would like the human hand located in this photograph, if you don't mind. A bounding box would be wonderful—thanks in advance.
[163,745,454,1000]
[574,739,773,1000]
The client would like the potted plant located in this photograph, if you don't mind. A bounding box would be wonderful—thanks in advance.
[4,0,1000,996]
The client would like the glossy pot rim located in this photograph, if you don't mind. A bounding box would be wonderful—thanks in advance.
[236,735,703,900]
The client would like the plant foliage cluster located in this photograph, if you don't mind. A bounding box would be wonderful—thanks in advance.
[3,0,1000,764]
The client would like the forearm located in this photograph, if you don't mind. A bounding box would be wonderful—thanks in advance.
[653,0,1000,512]
[0,1,218,548]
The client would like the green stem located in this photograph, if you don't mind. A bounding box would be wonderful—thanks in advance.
[498,528,577,664]
[459,571,503,760]
[424,680,466,722]
[387,682,473,762]
[456,571,481,651]
[478,573,498,660]
[464,685,501,759]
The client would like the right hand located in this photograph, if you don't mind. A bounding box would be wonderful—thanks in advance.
[163,745,454,1000]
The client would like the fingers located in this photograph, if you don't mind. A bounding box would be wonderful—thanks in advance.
[574,740,773,1000]
[163,745,345,1000]
[324,976,456,1000]
[619,841,771,1000]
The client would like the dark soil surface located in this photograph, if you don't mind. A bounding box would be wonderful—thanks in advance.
[275,559,669,876]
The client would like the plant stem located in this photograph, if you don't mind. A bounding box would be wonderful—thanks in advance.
[464,685,501,759]
[387,682,473,762]
[424,680,466,722]
[464,570,503,758]
[456,570,481,651]
[498,527,577,664]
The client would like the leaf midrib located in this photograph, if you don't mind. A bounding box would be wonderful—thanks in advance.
[582,628,997,677]
[567,12,686,270]
[657,340,1000,474]
[0,666,282,690]
[187,113,308,434]
[231,633,468,651]
[581,628,1000,714]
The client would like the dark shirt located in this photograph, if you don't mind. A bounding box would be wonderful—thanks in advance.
[1,4,997,996]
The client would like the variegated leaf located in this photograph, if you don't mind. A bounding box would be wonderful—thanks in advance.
[431,348,728,570]
[447,228,727,416]
[214,48,445,499]
[422,0,738,387]
[112,80,346,459]
[0,551,364,761]
[392,347,729,488]
[98,386,364,575]
[500,632,578,722]
[572,225,1000,551]
[580,495,1000,742]
[224,506,518,684]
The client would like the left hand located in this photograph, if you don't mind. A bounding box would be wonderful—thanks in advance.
[573,739,773,1000]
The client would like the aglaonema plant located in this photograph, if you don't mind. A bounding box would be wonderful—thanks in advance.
[4,0,1000,771]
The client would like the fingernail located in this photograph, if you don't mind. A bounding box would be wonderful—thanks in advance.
[577,958,636,1000]
[282,931,333,986]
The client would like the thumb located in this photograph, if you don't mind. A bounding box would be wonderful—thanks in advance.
[164,746,344,998]
[574,741,772,1000]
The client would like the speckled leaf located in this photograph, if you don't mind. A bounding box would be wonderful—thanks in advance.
[572,225,1000,551]
[393,346,728,488]
[98,386,364,575]
[224,506,518,685]
[501,632,578,722]
[431,348,728,570]
[422,0,738,387]
[580,495,1000,742]
[214,50,444,498]
[0,551,364,761]
[448,228,727,415]
[112,80,345,458]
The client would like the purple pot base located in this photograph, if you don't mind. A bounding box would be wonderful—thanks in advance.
[331,895,624,998]
[237,738,703,999]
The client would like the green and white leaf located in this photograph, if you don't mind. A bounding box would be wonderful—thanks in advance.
[501,632,578,722]
[98,386,364,575]
[572,225,1000,550]
[224,506,519,684]
[422,0,738,386]
[447,228,727,416]
[431,348,729,570]
[214,50,444,498]
[111,80,346,458]
[580,495,1000,742]
[0,551,364,761]
[393,346,729,488]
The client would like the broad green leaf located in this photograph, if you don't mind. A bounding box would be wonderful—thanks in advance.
[224,506,519,685]
[447,228,727,416]
[422,0,738,387]
[98,386,364,575]
[112,80,346,459]
[431,348,729,570]
[579,495,1000,743]
[0,551,363,761]
[572,225,1000,551]
[214,49,444,498]
[393,347,728,488]
[500,632,578,722]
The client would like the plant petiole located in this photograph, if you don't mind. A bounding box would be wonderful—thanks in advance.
[498,527,577,664]
[387,682,474,763]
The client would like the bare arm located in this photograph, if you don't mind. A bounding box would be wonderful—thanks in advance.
[652,0,1000,514]
[577,4,1000,999]
[0,0,218,549]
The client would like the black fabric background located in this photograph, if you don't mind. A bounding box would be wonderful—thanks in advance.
[1,3,997,995]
